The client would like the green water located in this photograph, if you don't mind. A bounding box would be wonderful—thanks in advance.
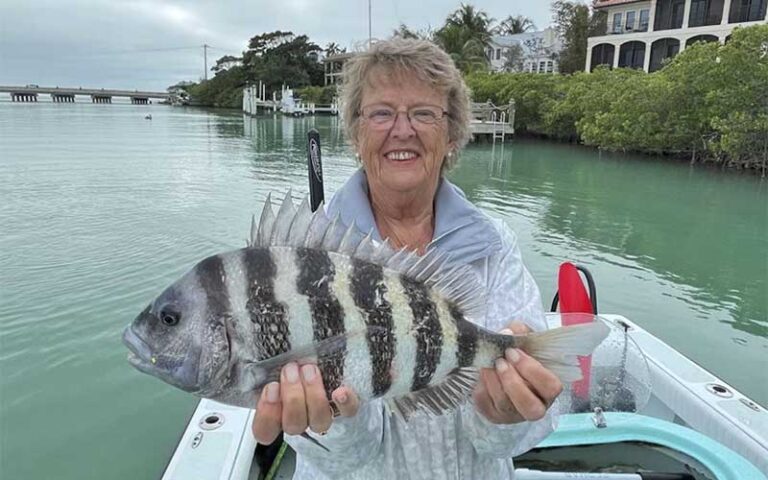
[1,102,766,480]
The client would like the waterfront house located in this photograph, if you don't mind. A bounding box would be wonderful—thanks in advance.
[322,53,354,86]
[486,28,563,73]
[587,0,768,72]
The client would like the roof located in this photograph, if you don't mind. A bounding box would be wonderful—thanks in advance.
[322,52,354,63]
[488,28,562,52]
[490,31,542,48]
[593,0,649,8]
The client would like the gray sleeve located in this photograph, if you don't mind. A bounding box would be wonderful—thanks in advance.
[481,219,547,333]
[463,219,557,457]
[284,399,385,476]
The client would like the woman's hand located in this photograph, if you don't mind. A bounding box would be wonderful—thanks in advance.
[251,362,360,445]
[473,322,563,424]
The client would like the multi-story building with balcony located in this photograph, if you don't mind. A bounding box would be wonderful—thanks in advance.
[486,28,563,73]
[586,0,768,72]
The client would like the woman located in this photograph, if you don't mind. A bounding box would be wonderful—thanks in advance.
[251,38,562,479]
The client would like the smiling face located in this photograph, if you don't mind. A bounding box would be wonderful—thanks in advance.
[355,67,454,195]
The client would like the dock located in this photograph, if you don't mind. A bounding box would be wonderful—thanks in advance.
[469,100,516,142]
[242,83,515,141]
[242,83,338,116]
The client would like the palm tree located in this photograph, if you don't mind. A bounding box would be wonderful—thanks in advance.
[324,42,345,57]
[494,15,536,35]
[434,24,489,73]
[392,23,421,39]
[444,3,494,46]
[434,3,493,73]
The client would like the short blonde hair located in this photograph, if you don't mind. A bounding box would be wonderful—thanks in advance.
[339,38,471,171]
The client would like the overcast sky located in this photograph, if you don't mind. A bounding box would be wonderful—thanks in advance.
[0,1,564,91]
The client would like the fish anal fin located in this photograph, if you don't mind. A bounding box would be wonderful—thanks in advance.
[388,368,480,421]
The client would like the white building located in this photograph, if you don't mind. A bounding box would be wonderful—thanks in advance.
[486,28,563,74]
[587,0,768,72]
[322,53,354,86]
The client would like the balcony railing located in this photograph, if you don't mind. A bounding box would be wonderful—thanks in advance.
[592,21,650,36]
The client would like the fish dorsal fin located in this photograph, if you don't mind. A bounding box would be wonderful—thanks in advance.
[287,197,313,246]
[368,237,396,264]
[271,190,297,245]
[430,264,486,319]
[304,206,330,249]
[384,247,412,271]
[406,248,451,282]
[354,230,377,261]
[387,368,480,421]
[252,193,275,247]
[251,192,487,320]
[321,213,347,252]
[338,222,362,255]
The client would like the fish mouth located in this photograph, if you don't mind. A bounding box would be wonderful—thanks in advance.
[122,326,156,374]
[122,325,200,393]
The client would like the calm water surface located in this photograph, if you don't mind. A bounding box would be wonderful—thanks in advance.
[1,102,766,479]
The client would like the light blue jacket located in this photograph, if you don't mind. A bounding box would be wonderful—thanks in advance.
[286,169,555,479]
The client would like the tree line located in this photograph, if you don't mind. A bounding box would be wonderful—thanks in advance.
[174,2,594,108]
[173,2,768,173]
[467,25,768,173]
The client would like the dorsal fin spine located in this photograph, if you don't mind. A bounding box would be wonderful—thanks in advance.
[251,192,486,319]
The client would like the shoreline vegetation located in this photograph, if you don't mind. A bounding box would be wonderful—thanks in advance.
[174,3,768,175]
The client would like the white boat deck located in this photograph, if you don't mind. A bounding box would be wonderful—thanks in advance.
[158,315,768,479]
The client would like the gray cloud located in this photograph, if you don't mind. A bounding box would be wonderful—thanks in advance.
[0,0,561,91]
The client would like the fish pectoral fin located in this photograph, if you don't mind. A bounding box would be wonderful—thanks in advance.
[387,367,480,422]
[241,328,378,393]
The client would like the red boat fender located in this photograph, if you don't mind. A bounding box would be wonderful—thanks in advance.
[557,262,595,402]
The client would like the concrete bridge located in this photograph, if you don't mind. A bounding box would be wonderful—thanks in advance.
[0,86,172,104]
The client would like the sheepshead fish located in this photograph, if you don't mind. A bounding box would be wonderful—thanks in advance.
[123,191,609,420]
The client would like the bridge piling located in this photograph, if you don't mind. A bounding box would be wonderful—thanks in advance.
[52,94,75,103]
[10,93,38,102]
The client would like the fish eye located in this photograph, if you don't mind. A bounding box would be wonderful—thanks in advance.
[160,308,181,327]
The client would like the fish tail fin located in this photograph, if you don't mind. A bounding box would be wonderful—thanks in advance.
[504,322,610,383]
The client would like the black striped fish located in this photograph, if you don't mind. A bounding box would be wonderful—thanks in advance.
[122,191,609,420]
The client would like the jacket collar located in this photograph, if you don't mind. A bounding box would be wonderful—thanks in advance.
[326,169,502,264]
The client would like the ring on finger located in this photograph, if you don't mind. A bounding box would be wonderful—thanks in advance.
[329,400,340,418]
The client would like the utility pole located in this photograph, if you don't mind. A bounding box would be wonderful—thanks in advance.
[203,44,210,81]
[368,0,372,49]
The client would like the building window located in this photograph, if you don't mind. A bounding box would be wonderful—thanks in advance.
[686,34,719,46]
[650,38,681,72]
[655,0,687,30]
[539,61,547,73]
[613,12,623,33]
[639,9,650,30]
[546,61,554,73]
[591,43,616,71]
[618,41,646,69]
[496,48,501,60]
[626,11,637,30]
[689,0,725,27]
[729,0,768,23]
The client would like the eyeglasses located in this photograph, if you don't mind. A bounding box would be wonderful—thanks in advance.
[359,104,450,129]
